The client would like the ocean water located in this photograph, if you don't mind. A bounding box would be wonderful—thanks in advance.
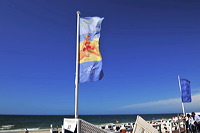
[0,114,179,131]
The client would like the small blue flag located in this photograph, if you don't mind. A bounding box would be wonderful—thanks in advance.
[180,79,191,103]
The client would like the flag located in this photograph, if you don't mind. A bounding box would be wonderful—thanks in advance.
[79,17,104,83]
[180,79,192,103]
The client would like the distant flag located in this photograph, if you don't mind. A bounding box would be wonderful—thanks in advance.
[180,79,192,103]
[79,17,104,83]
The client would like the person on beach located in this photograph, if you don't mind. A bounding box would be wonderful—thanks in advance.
[186,114,195,133]
[25,128,29,133]
[191,112,200,132]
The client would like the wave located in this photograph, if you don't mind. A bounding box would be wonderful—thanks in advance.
[0,125,15,130]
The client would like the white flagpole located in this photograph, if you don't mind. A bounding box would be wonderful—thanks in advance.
[178,75,185,115]
[75,11,80,119]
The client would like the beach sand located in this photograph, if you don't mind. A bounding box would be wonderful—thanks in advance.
[20,131,49,133]
[27,131,51,133]
[0,131,48,133]
[34,130,62,133]
[26,131,50,133]
[0,129,62,133]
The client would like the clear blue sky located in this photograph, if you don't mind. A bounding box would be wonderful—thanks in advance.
[0,0,200,115]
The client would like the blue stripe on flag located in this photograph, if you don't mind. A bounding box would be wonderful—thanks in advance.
[79,61,103,83]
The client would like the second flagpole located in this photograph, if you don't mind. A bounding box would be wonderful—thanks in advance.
[178,75,185,115]
[75,11,80,119]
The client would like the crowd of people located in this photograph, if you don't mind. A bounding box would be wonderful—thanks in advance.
[186,112,200,133]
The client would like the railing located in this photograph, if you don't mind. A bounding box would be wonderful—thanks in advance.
[80,119,108,133]
[62,118,186,133]
[62,118,110,133]
[155,119,186,133]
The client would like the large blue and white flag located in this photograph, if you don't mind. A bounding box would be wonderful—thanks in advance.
[180,79,192,103]
[79,17,104,83]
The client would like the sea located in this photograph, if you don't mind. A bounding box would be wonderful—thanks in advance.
[0,113,180,131]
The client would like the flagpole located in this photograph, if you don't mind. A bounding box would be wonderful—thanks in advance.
[178,75,185,115]
[75,11,80,119]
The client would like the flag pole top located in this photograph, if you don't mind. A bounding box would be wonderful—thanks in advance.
[76,11,81,15]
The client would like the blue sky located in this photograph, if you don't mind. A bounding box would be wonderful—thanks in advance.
[0,0,200,115]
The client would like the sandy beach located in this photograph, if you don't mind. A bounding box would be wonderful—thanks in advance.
[27,131,49,133]
[0,131,49,133]
[15,131,48,133]
[0,129,62,133]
